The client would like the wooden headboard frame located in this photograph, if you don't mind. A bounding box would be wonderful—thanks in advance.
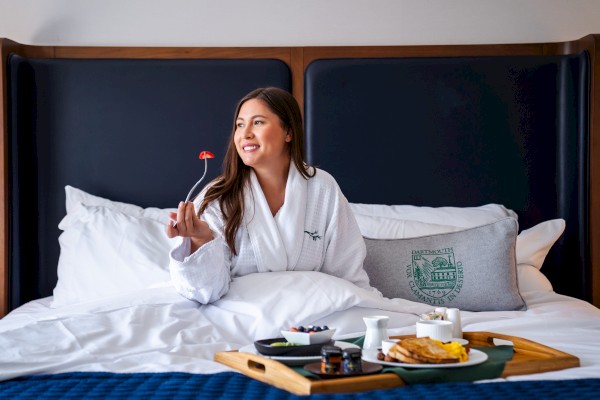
[1,35,599,315]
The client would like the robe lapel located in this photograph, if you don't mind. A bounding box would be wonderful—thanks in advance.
[244,164,307,272]
[275,164,307,270]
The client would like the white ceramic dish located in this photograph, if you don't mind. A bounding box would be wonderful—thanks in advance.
[362,348,488,369]
[281,328,336,345]
[239,340,357,366]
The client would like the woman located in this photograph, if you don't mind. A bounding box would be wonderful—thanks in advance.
[166,87,377,303]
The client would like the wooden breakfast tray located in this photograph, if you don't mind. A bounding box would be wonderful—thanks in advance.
[214,331,580,395]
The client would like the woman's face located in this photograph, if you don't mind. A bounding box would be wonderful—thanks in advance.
[234,98,291,170]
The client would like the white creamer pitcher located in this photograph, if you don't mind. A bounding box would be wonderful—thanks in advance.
[363,315,389,350]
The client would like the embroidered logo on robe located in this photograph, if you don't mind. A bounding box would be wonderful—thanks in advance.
[304,230,322,241]
[405,248,463,305]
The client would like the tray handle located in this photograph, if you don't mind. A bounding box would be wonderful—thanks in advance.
[214,350,313,395]
[463,331,574,359]
[246,357,267,374]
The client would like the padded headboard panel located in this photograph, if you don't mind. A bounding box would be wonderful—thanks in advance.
[304,54,590,301]
[7,55,291,309]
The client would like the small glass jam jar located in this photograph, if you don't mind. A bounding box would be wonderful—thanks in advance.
[342,347,363,373]
[321,345,343,374]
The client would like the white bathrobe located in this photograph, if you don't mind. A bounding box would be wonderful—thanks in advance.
[169,164,377,304]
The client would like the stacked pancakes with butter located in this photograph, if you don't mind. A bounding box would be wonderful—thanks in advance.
[387,337,468,364]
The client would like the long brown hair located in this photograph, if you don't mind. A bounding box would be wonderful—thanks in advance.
[199,87,314,255]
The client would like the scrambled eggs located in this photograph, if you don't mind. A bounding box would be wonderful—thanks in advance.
[434,340,468,362]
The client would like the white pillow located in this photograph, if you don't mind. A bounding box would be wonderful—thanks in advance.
[65,185,173,223]
[513,219,564,293]
[517,264,554,293]
[354,214,463,239]
[515,219,566,270]
[350,203,518,228]
[52,187,176,307]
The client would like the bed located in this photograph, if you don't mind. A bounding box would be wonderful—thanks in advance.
[0,35,599,398]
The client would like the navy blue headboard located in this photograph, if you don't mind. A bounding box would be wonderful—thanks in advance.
[304,54,590,301]
[7,55,291,310]
[3,38,599,314]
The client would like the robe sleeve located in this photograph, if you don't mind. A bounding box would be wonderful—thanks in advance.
[320,183,382,295]
[168,199,232,304]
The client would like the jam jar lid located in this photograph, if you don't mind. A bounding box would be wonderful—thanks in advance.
[342,347,362,357]
[321,345,342,355]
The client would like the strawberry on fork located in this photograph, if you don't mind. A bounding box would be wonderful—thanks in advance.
[171,150,215,227]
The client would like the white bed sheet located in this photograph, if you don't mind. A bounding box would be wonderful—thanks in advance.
[0,271,599,383]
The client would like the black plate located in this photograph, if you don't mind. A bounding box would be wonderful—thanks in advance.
[303,361,383,378]
[253,338,335,357]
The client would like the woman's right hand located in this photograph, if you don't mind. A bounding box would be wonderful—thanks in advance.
[166,201,214,252]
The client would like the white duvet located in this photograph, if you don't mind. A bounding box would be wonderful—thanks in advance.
[1,271,600,384]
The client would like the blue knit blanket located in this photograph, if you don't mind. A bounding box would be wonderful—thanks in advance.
[1,372,599,399]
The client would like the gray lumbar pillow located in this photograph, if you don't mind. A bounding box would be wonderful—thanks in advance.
[363,217,526,311]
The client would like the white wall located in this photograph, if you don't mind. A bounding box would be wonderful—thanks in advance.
[1,0,600,46]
